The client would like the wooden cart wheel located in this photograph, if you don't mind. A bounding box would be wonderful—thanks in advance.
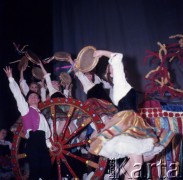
[11,98,108,179]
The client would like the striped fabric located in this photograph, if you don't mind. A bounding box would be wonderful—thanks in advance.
[139,104,183,180]
[89,110,175,157]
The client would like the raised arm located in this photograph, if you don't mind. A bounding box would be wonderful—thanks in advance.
[37,60,58,96]
[93,50,113,58]
[20,66,26,82]
[39,79,47,102]
[3,66,29,116]
[19,67,29,96]
[37,60,48,75]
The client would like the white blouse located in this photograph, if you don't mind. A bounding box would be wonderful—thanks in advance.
[108,53,132,106]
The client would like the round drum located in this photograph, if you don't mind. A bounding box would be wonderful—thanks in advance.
[53,51,71,61]
[59,72,72,85]
[32,67,44,80]
[75,46,99,73]
[25,50,40,64]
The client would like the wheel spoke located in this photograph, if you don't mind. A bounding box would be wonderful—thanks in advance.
[60,106,75,140]
[63,150,98,169]
[73,108,86,120]
[63,139,90,149]
[13,98,108,179]
[56,157,62,180]
[60,154,78,178]
[63,117,92,144]
[50,105,58,142]
[51,156,56,165]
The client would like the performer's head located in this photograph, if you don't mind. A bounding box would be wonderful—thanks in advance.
[29,82,40,93]
[51,80,60,91]
[26,90,41,107]
[59,72,72,89]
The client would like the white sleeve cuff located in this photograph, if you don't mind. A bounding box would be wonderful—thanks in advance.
[44,73,51,79]
[8,77,14,82]
[108,53,123,65]
[19,79,25,83]
[40,87,46,102]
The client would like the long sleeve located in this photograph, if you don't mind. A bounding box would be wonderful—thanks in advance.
[19,79,29,96]
[9,77,29,116]
[40,86,46,102]
[44,73,58,97]
[75,71,95,94]
[108,53,132,106]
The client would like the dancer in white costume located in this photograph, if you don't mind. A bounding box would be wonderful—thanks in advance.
[88,50,175,179]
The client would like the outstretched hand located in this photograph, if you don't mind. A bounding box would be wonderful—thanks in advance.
[3,66,13,78]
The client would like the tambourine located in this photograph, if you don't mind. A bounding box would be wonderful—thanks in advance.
[32,67,44,80]
[25,50,41,65]
[75,46,99,73]
[43,51,71,64]
[59,72,72,86]
[54,51,71,61]
[18,56,29,71]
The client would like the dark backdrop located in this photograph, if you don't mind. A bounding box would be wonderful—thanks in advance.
[53,0,183,91]
[0,0,183,129]
[0,0,53,129]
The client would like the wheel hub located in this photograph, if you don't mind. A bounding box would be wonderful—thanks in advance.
[51,141,62,156]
